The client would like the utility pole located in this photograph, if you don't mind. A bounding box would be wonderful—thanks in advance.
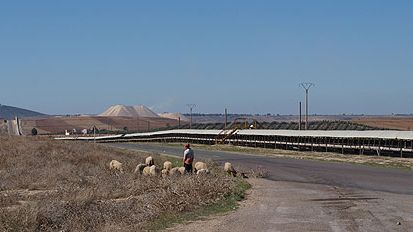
[136,115,139,133]
[299,101,302,130]
[224,108,228,129]
[186,104,196,129]
[299,82,315,130]
[93,125,96,143]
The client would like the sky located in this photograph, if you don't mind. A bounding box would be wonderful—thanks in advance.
[1,0,412,115]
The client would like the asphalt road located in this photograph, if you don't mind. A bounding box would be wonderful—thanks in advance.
[111,143,413,195]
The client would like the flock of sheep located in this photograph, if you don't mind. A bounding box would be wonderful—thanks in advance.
[109,156,238,177]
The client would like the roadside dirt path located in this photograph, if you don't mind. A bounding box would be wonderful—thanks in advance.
[166,178,413,232]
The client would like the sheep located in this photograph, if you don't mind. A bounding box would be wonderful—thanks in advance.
[145,156,154,166]
[109,160,124,173]
[142,166,151,176]
[169,167,180,176]
[143,165,160,176]
[134,163,147,175]
[178,167,186,175]
[196,169,210,175]
[224,162,237,177]
[161,169,171,177]
[194,162,207,172]
[163,161,172,171]
[149,165,160,176]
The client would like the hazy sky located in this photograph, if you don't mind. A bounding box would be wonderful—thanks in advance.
[1,1,412,115]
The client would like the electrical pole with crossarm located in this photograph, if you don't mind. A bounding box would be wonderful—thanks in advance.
[299,82,315,130]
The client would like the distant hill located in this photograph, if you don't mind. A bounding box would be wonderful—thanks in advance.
[99,104,160,118]
[0,104,46,120]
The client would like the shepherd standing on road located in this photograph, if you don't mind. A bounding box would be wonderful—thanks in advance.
[183,143,194,174]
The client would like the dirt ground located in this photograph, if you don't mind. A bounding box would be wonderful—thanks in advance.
[353,117,413,131]
[20,116,179,134]
[167,178,413,232]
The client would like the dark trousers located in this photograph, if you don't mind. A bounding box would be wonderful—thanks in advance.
[184,163,193,174]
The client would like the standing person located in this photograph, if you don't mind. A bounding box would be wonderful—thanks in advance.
[183,143,194,174]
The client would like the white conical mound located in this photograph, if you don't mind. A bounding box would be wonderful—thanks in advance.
[99,104,160,118]
[159,112,189,121]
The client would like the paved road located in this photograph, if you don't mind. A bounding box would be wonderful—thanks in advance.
[111,143,413,195]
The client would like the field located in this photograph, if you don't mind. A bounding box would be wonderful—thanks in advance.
[0,137,243,231]
[165,120,382,130]
[20,116,180,135]
[19,115,413,136]
[353,116,413,131]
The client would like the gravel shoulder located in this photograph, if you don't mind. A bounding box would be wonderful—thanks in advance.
[166,178,413,232]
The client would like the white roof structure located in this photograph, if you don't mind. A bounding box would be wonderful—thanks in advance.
[237,130,413,140]
[57,129,413,141]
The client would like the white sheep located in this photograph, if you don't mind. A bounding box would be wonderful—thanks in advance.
[149,165,160,176]
[178,167,186,175]
[134,163,147,175]
[196,169,210,175]
[142,166,151,176]
[109,160,124,173]
[194,162,207,172]
[161,169,169,177]
[169,167,180,176]
[143,165,160,176]
[224,162,237,177]
[145,156,154,166]
[163,161,172,171]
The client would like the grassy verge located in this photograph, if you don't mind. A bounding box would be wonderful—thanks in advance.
[146,142,413,171]
[145,178,251,231]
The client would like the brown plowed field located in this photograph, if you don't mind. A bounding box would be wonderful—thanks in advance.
[21,116,180,135]
[353,117,413,131]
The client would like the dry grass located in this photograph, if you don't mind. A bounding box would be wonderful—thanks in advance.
[0,136,240,231]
